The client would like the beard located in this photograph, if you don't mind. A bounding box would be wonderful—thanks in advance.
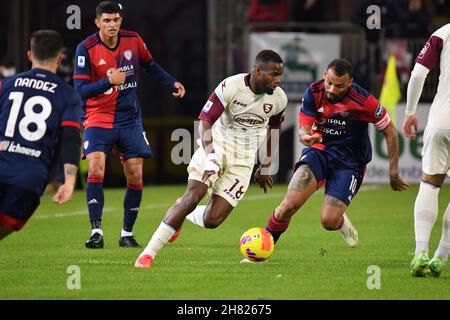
[264,87,275,95]
[326,92,337,100]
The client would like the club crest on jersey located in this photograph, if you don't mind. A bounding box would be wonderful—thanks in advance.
[263,103,273,114]
[123,50,133,61]
[375,104,383,118]
[78,56,85,67]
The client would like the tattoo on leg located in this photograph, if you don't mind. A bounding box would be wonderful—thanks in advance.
[289,165,314,191]
[325,195,344,208]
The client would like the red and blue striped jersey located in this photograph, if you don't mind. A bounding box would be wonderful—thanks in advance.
[0,69,82,195]
[299,80,391,167]
[73,30,153,129]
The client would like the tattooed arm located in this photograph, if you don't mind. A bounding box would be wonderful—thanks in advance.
[380,122,410,191]
[299,124,322,147]
[52,164,78,204]
[52,126,81,204]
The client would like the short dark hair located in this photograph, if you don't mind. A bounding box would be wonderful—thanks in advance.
[254,50,283,68]
[327,58,353,78]
[96,1,123,18]
[30,30,63,61]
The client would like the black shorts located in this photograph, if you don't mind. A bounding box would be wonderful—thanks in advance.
[0,184,40,231]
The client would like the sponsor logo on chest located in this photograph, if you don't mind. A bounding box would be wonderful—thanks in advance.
[233,113,265,127]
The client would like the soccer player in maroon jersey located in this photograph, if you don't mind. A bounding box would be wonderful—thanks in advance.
[73,1,185,248]
[263,58,409,253]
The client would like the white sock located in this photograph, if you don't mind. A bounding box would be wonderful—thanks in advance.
[92,228,103,236]
[121,229,133,237]
[434,202,450,263]
[414,182,439,255]
[186,205,206,228]
[142,222,176,257]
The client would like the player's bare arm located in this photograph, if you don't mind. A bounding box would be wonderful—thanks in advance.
[199,119,220,182]
[298,124,322,147]
[381,122,410,191]
[52,164,78,204]
[255,124,280,193]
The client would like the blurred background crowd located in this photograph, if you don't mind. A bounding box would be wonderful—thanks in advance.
[0,0,448,185]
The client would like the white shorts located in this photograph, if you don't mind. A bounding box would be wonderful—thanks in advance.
[421,126,450,175]
[187,148,254,207]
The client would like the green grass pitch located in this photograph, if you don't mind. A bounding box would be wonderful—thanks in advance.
[0,184,449,300]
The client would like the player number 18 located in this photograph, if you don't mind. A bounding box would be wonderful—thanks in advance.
[5,92,52,142]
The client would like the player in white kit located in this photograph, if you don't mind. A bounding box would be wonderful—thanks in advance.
[403,23,450,277]
[134,50,288,268]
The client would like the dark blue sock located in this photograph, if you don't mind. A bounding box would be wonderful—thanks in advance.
[87,175,104,227]
[123,183,143,232]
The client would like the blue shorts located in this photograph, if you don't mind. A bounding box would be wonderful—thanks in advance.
[82,125,152,160]
[0,184,40,231]
[295,148,366,206]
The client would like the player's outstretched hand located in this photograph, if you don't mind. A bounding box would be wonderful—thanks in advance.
[173,82,186,99]
[52,183,75,205]
[402,115,419,140]
[254,167,273,194]
[389,173,410,192]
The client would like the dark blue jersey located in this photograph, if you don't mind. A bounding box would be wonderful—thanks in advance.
[299,80,391,168]
[73,30,177,129]
[0,68,82,195]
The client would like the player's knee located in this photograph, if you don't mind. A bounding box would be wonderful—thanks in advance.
[203,215,224,229]
[320,215,341,231]
[88,165,105,177]
[126,171,142,185]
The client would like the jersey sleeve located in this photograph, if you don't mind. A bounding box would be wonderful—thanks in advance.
[72,43,111,99]
[61,89,83,129]
[198,79,231,123]
[361,95,391,131]
[269,91,287,126]
[136,34,153,64]
[73,43,92,82]
[298,87,316,126]
[415,34,443,70]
